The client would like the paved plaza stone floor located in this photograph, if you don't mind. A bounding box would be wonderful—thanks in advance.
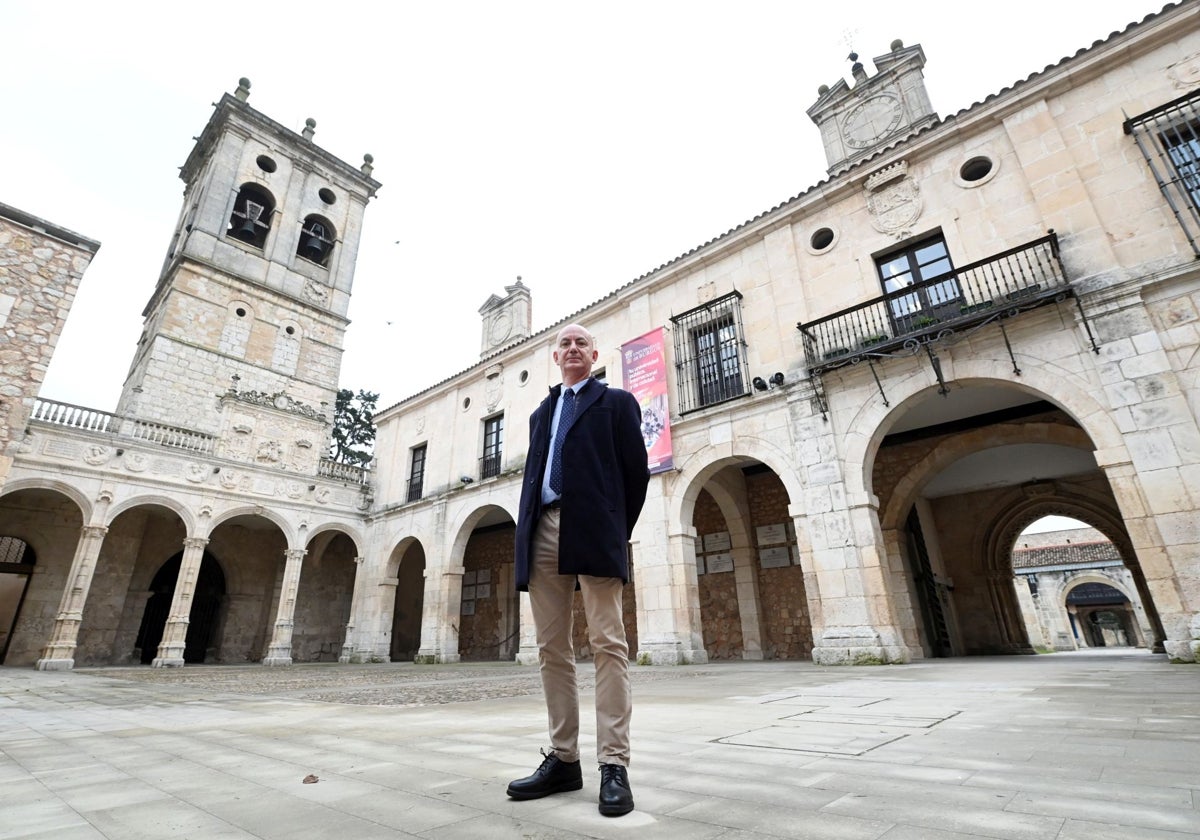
[1,649,1198,839]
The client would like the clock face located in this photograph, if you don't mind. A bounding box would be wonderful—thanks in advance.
[843,95,903,149]
[489,310,513,344]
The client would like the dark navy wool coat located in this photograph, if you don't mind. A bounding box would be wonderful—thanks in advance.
[514,378,650,591]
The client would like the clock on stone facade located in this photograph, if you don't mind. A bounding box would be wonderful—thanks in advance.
[843,94,904,149]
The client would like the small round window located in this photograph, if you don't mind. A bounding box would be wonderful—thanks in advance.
[462,397,472,410]
[235,307,247,318]
[285,326,295,336]
[810,228,835,251]
[518,370,529,385]
[318,188,336,205]
[960,156,994,182]
[256,155,277,173]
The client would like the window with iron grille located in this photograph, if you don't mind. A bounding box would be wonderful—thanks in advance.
[670,291,749,413]
[1125,89,1200,256]
[481,414,503,479]
[406,444,426,502]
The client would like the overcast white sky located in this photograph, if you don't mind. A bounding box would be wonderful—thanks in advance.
[2,0,1164,416]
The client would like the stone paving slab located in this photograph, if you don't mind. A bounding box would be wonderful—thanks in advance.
[0,649,1197,839]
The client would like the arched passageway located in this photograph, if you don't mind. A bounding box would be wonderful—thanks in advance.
[867,381,1168,659]
[136,551,225,663]
[687,460,809,661]
[390,540,425,662]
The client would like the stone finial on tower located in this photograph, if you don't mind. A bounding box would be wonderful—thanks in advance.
[849,51,868,85]
[302,118,316,141]
[235,77,251,101]
[361,154,374,177]
[479,276,533,357]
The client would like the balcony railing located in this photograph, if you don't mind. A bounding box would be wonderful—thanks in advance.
[31,399,215,453]
[318,458,370,484]
[406,476,423,502]
[797,232,1070,375]
[30,399,118,433]
[479,452,502,480]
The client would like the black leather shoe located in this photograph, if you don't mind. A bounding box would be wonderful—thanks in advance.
[598,763,634,816]
[506,750,583,800]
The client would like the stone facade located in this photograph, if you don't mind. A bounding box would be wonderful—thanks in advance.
[364,4,1200,668]
[0,204,99,488]
[4,6,1200,674]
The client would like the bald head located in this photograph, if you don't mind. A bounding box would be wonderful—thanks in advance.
[553,323,598,386]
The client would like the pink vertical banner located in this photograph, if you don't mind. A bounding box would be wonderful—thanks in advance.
[621,327,674,474]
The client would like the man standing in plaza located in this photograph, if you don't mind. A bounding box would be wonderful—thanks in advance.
[507,323,649,817]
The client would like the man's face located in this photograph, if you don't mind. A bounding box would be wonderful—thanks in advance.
[554,325,597,386]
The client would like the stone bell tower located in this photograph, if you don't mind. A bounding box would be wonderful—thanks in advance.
[807,41,939,175]
[116,78,381,468]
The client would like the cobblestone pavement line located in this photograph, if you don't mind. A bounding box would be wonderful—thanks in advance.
[76,661,710,706]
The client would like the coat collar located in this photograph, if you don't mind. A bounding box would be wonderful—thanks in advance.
[549,376,606,415]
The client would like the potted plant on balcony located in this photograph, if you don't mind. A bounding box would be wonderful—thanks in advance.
[913,315,940,329]
[860,333,889,348]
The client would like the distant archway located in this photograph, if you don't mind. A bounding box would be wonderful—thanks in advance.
[136,551,226,664]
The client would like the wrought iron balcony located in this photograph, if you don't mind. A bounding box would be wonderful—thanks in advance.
[405,476,423,503]
[479,452,502,480]
[797,232,1089,377]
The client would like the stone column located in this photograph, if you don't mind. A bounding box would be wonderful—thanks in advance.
[636,531,708,665]
[152,537,209,668]
[263,548,306,666]
[415,565,463,664]
[515,591,538,665]
[36,525,108,671]
[984,570,1034,653]
[806,493,910,665]
[1068,605,1087,647]
[339,556,368,663]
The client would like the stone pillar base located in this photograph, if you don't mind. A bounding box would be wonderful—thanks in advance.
[151,656,186,668]
[413,653,461,664]
[35,657,74,671]
[262,656,293,667]
[635,642,708,665]
[811,627,910,665]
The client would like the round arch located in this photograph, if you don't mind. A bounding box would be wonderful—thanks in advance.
[206,505,294,545]
[669,435,802,537]
[304,521,365,557]
[979,484,1167,649]
[385,534,424,579]
[447,502,518,563]
[106,494,196,535]
[879,422,1096,531]
[0,478,92,524]
[842,365,1130,501]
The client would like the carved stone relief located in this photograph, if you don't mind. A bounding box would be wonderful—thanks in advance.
[865,161,922,239]
[1168,52,1200,89]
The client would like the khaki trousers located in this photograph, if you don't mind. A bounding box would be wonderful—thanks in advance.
[529,508,631,767]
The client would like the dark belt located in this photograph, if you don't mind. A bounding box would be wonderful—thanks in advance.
[542,499,561,512]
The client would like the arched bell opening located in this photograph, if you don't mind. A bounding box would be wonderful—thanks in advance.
[296,214,335,266]
[227,183,276,248]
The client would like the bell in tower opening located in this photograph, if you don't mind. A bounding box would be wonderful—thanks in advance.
[297,215,335,266]
[228,184,275,248]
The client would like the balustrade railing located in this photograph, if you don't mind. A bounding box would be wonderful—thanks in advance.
[33,400,214,456]
[318,458,370,484]
[30,399,118,433]
[127,418,215,453]
[797,232,1068,373]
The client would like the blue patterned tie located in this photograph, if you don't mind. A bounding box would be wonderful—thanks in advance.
[549,388,576,495]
